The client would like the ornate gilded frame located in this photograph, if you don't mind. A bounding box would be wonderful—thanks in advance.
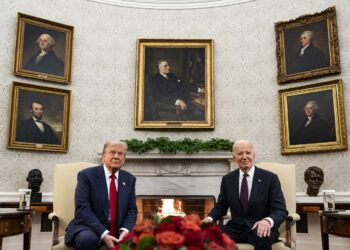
[14,13,74,84]
[8,82,71,152]
[134,39,214,129]
[279,79,347,154]
[275,7,340,84]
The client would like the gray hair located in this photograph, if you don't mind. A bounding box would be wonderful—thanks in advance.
[157,60,168,68]
[36,33,55,47]
[301,30,314,41]
[102,140,128,155]
[305,100,319,110]
[232,140,254,152]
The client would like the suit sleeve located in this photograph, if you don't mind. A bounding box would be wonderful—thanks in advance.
[268,174,288,228]
[121,175,137,231]
[208,176,229,222]
[74,171,107,237]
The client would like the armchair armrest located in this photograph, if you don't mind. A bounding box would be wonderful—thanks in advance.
[284,213,300,248]
[48,212,60,246]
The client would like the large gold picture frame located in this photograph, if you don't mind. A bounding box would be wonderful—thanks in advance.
[275,7,340,84]
[14,13,74,84]
[134,39,214,129]
[279,79,347,154]
[8,82,71,152]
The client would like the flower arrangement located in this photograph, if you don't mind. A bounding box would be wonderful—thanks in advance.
[118,214,236,250]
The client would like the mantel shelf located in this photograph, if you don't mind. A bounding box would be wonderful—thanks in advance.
[125,152,233,160]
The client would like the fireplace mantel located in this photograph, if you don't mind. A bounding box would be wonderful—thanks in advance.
[120,152,234,177]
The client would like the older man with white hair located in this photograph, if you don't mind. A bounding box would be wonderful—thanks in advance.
[24,33,64,76]
[203,140,287,250]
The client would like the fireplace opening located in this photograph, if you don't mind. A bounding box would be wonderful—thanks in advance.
[136,195,215,223]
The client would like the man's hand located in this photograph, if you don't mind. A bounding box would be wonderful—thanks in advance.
[117,230,128,243]
[252,219,271,238]
[102,234,118,249]
[201,217,213,224]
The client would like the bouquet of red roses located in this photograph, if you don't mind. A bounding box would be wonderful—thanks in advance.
[119,214,236,250]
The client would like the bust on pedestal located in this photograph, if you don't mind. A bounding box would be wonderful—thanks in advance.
[304,166,324,196]
[26,169,43,202]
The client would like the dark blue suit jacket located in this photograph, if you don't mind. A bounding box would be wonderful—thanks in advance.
[208,166,287,234]
[65,165,137,244]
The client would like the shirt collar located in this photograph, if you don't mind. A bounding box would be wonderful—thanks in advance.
[239,165,255,177]
[103,164,119,180]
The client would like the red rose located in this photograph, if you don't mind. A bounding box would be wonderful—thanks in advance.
[183,230,203,248]
[202,225,224,245]
[184,214,202,226]
[206,241,225,250]
[222,233,236,250]
[155,222,176,234]
[133,219,154,237]
[156,231,185,250]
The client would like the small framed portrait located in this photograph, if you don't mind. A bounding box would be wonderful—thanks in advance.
[279,79,347,154]
[275,7,340,84]
[8,82,71,152]
[134,39,214,129]
[14,13,74,84]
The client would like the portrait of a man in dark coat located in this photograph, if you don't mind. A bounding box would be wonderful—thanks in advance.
[23,33,64,76]
[290,100,335,145]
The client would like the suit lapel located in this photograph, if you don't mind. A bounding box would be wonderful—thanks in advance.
[248,167,263,212]
[117,170,127,226]
[97,165,109,220]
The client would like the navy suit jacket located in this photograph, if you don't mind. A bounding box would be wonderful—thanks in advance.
[208,167,287,234]
[65,165,137,244]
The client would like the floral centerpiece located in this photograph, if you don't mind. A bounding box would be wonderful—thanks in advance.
[119,214,236,250]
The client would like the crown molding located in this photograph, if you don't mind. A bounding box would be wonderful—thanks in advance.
[87,0,256,10]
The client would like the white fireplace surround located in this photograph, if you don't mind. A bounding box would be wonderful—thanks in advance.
[1,152,349,202]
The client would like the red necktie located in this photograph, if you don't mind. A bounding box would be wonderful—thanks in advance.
[109,174,118,237]
[240,173,249,213]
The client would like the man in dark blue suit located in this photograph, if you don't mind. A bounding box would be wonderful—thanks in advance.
[203,140,287,250]
[65,141,137,250]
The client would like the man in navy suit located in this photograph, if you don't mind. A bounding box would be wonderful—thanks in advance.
[65,141,137,250]
[203,140,287,250]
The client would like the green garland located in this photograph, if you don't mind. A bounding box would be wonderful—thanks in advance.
[123,137,234,154]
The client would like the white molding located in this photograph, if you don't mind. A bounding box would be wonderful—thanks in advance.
[0,192,53,202]
[296,192,350,203]
[87,0,256,9]
[0,191,349,203]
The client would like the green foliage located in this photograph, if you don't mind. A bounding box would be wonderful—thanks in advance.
[136,236,157,250]
[123,137,234,154]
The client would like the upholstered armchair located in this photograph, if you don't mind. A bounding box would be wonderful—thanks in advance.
[224,162,300,250]
[48,162,107,250]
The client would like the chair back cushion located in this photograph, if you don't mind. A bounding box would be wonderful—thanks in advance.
[53,162,96,237]
[255,162,296,238]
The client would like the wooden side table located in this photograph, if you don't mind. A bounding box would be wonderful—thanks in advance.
[0,208,32,250]
[319,210,350,250]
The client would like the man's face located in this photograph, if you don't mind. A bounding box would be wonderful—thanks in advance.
[31,103,44,120]
[159,61,170,75]
[307,171,323,190]
[300,32,311,47]
[102,144,126,172]
[38,35,50,51]
[304,103,316,117]
[232,142,255,172]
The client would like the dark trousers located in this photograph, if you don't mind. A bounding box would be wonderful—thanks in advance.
[220,224,279,250]
[67,228,101,250]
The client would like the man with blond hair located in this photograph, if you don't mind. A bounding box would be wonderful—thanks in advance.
[203,140,287,250]
[65,141,137,250]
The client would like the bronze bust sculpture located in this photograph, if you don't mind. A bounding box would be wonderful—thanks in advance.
[304,166,324,196]
[26,168,43,202]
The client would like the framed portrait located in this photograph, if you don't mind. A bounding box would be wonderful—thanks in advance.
[279,79,347,154]
[14,13,74,84]
[275,6,340,84]
[134,39,214,129]
[8,82,71,152]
